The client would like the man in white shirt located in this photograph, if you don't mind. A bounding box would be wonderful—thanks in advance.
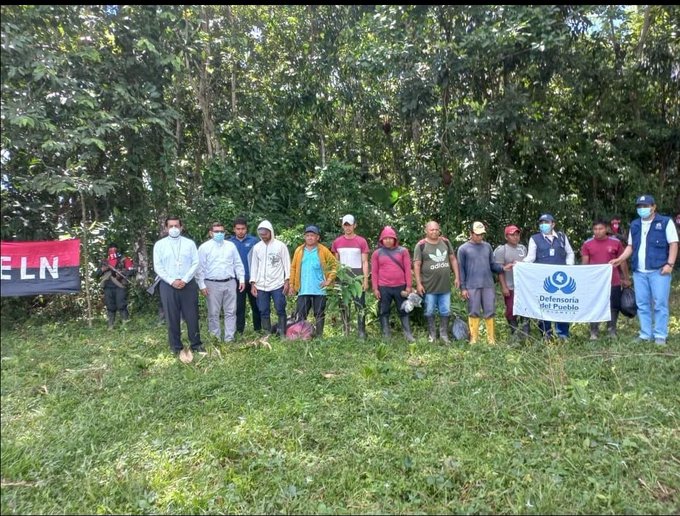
[197,222,246,343]
[153,216,205,356]
[611,195,678,345]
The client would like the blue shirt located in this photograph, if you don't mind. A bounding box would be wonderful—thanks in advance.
[229,234,258,282]
[299,248,326,296]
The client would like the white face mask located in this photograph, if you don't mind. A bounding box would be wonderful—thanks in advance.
[168,227,181,238]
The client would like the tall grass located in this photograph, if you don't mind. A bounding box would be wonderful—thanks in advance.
[1,284,678,514]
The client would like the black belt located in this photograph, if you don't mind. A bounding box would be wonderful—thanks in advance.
[206,278,234,282]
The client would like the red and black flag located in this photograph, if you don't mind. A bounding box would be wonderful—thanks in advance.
[0,239,81,297]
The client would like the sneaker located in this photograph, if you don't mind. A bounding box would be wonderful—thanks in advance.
[654,338,667,346]
[193,345,207,355]
[635,337,651,343]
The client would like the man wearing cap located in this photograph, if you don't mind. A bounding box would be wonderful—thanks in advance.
[197,221,246,343]
[581,218,631,340]
[250,220,291,338]
[414,220,460,343]
[493,225,529,339]
[457,222,505,344]
[610,195,678,345]
[331,214,370,338]
[289,225,338,338]
[523,213,575,340]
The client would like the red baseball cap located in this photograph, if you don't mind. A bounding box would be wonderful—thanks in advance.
[504,225,520,236]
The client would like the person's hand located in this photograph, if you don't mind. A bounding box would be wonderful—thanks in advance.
[320,279,331,288]
[238,282,245,293]
[621,278,632,288]
[282,280,291,296]
[661,264,673,276]
[172,279,184,289]
[609,258,622,267]
[362,279,369,291]
[502,287,510,297]
[373,288,381,300]
[461,289,469,300]
[250,284,258,297]
[416,283,425,296]
[454,278,461,290]
[200,288,208,296]
[503,263,514,272]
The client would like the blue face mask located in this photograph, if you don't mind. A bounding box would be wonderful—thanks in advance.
[213,232,225,243]
[637,207,652,219]
[539,223,552,234]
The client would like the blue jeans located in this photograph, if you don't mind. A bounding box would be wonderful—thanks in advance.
[424,292,451,317]
[538,320,570,339]
[634,270,672,340]
[256,286,287,322]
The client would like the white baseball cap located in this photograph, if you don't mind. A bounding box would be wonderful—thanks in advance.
[341,214,355,225]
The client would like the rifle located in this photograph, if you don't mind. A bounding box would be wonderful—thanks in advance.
[100,261,133,288]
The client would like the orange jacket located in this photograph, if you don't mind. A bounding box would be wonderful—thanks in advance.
[290,243,337,293]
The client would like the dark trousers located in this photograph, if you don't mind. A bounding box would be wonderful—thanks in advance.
[104,286,128,318]
[236,286,261,333]
[296,295,327,336]
[378,285,407,318]
[159,279,202,352]
[256,287,287,322]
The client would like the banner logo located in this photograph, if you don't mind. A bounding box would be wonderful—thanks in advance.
[543,271,576,294]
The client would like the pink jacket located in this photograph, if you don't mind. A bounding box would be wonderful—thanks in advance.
[371,226,412,289]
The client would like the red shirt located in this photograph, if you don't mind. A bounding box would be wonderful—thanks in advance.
[580,236,624,286]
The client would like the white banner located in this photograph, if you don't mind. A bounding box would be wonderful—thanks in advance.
[513,263,613,322]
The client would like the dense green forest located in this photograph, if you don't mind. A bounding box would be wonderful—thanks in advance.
[2,5,679,291]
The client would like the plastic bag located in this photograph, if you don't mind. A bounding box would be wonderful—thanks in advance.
[620,287,637,318]
[451,316,470,341]
[285,320,315,341]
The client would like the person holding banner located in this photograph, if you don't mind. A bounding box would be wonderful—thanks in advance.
[610,195,678,346]
[153,216,206,357]
[97,243,135,329]
[581,219,631,339]
[457,221,505,344]
[523,213,575,340]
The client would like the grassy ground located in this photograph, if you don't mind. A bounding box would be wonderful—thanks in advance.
[1,284,679,514]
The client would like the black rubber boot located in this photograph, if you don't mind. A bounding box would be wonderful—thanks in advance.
[607,310,619,337]
[277,317,286,338]
[107,311,116,330]
[400,316,415,343]
[426,316,436,343]
[357,314,366,339]
[261,316,271,333]
[380,316,391,338]
[439,316,450,344]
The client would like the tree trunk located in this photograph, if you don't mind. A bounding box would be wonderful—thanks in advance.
[79,190,93,328]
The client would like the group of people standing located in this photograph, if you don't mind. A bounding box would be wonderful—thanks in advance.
[103,193,677,357]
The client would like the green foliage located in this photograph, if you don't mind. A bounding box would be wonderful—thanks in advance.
[2,4,679,314]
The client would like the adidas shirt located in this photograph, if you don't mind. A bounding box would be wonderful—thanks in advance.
[414,239,455,293]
